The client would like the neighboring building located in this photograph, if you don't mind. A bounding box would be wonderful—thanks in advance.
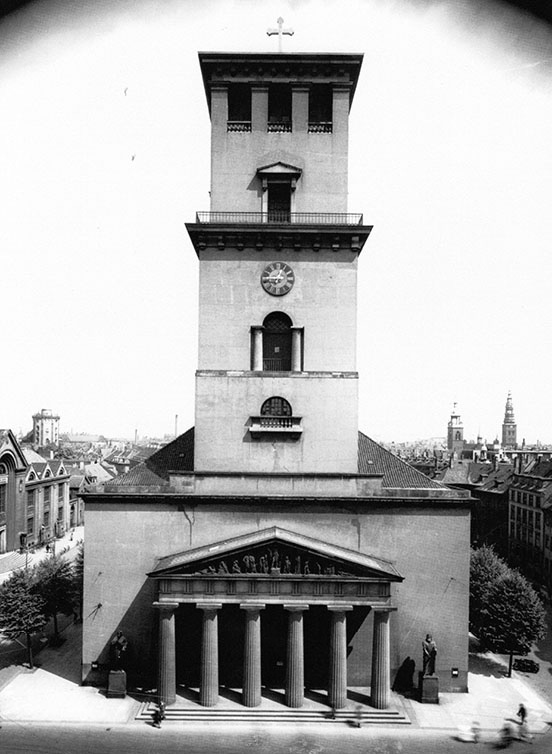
[68,470,87,528]
[83,47,471,710]
[23,449,71,545]
[447,403,464,459]
[32,408,60,449]
[0,430,28,553]
[502,391,517,449]
[508,458,552,586]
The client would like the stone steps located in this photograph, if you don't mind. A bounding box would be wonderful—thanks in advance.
[136,702,410,724]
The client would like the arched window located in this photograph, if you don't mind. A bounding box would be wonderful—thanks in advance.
[263,312,292,371]
[261,396,292,417]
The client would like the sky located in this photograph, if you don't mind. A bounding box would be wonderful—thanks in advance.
[1,0,551,444]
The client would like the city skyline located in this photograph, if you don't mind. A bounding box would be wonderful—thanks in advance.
[1,0,551,442]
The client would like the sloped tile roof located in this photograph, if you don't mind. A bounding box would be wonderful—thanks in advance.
[105,427,443,491]
[357,432,445,489]
[106,462,168,487]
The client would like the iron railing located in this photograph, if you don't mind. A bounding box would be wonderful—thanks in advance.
[195,211,364,225]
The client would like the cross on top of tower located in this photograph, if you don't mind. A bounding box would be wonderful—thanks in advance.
[266,16,294,52]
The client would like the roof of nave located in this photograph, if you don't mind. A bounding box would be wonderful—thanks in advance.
[106,427,443,491]
[357,433,445,489]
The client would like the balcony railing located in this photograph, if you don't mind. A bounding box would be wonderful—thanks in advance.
[249,415,303,436]
[267,121,292,133]
[227,121,251,133]
[308,122,333,133]
[195,211,364,225]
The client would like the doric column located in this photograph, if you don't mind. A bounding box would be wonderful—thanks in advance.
[241,603,265,707]
[153,601,179,705]
[251,326,263,371]
[327,605,352,709]
[371,610,391,709]
[291,327,303,372]
[284,604,309,708]
[197,603,222,707]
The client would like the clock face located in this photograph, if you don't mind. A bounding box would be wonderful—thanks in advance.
[261,262,295,296]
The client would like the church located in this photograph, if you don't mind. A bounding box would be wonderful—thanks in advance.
[82,45,471,711]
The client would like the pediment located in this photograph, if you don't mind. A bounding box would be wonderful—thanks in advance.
[256,161,302,177]
[149,526,402,581]
[0,430,28,472]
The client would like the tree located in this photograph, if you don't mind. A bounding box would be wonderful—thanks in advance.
[71,542,84,622]
[32,555,76,645]
[470,546,546,676]
[0,570,47,669]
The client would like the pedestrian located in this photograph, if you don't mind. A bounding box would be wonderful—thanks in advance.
[497,721,514,748]
[152,700,165,728]
[517,704,532,743]
[517,703,527,725]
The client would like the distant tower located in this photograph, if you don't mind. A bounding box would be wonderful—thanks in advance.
[447,403,464,458]
[502,391,517,449]
[32,408,60,449]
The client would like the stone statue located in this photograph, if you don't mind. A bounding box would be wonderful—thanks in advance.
[270,548,280,570]
[283,556,291,574]
[304,560,310,575]
[259,554,269,573]
[422,634,437,676]
[218,560,229,574]
[109,631,128,671]
[232,560,241,573]
[294,555,301,574]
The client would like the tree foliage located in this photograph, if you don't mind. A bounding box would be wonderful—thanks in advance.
[32,555,76,642]
[0,570,47,668]
[470,546,546,673]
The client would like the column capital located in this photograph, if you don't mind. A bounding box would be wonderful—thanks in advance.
[284,604,309,612]
[153,601,179,611]
[327,604,353,612]
[196,603,223,612]
[240,603,266,612]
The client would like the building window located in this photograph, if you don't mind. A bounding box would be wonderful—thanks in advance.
[43,510,50,527]
[268,84,292,132]
[262,312,292,371]
[58,506,64,522]
[27,490,34,509]
[227,83,251,132]
[0,484,5,515]
[261,396,292,417]
[27,517,34,535]
[308,84,333,132]
[58,483,65,502]
[44,486,51,504]
[267,181,291,222]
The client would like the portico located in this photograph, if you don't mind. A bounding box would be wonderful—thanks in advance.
[149,527,401,710]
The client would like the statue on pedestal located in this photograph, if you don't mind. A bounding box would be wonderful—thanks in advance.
[422,633,437,676]
[109,631,129,671]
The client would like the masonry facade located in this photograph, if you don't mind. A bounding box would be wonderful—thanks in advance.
[82,49,471,709]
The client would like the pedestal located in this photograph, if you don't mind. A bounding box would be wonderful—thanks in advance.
[419,672,439,704]
[107,669,127,698]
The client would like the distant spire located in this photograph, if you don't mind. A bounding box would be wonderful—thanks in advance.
[503,391,515,424]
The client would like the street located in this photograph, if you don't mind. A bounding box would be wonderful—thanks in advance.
[0,723,549,754]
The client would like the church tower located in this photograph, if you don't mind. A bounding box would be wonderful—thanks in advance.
[447,403,464,458]
[82,35,471,708]
[186,51,371,478]
[502,391,517,449]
